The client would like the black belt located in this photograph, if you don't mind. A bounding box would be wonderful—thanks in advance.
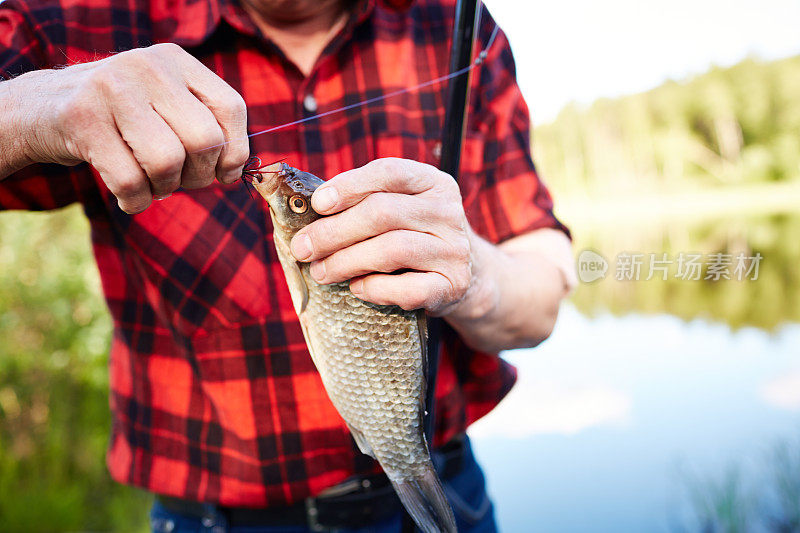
[157,435,468,531]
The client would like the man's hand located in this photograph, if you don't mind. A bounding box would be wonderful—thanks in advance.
[289,158,473,316]
[289,157,575,352]
[0,43,249,213]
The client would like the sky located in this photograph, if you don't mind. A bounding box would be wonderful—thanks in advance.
[484,0,800,122]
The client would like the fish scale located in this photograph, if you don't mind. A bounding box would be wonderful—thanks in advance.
[303,270,428,479]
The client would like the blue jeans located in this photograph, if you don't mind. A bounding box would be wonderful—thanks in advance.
[150,437,497,533]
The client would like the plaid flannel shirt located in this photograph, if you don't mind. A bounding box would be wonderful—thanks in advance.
[0,0,568,507]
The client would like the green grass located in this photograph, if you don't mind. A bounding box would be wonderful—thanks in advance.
[676,433,800,532]
[0,206,150,532]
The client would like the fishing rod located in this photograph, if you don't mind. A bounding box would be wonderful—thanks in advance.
[425,0,481,450]
[403,0,483,531]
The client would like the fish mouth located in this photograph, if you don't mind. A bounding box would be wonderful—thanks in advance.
[247,161,288,200]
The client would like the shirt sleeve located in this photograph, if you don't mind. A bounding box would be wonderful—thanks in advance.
[0,1,96,211]
[458,8,570,244]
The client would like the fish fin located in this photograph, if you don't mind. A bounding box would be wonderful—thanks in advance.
[297,313,326,376]
[416,310,428,414]
[417,310,428,382]
[390,464,457,533]
[273,234,309,315]
[345,424,375,458]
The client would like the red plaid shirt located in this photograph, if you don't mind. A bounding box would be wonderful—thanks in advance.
[0,0,567,507]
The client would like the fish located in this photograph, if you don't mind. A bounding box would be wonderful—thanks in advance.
[250,161,458,533]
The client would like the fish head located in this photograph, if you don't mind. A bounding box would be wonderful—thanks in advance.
[251,162,325,240]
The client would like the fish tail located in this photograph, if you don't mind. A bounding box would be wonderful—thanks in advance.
[391,464,457,533]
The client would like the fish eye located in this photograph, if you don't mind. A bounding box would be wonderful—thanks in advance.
[288,195,308,214]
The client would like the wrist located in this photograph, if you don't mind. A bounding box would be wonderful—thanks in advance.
[441,229,571,352]
[443,229,503,323]
[0,73,40,176]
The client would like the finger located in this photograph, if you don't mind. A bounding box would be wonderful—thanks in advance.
[309,230,452,284]
[349,271,455,313]
[87,124,152,214]
[177,51,249,183]
[152,89,224,189]
[112,105,184,198]
[311,158,447,214]
[291,193,437,261]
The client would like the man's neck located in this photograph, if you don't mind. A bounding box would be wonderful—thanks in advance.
[242,0,352,76]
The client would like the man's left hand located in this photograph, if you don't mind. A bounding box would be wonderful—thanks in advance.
[289,158,473,316]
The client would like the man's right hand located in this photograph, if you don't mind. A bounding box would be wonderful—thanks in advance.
[0,43,249,213]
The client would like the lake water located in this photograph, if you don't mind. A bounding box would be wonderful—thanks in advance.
[468,304,800,532]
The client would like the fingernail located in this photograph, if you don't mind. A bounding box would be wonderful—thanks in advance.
[350,278,364,294]
[313,187,338,212]
[154,194,172,201]
[291,233,313,261]
[310,260,325,281]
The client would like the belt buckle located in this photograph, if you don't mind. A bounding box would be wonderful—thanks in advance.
[305,498,325,532]
[304,477,380,531]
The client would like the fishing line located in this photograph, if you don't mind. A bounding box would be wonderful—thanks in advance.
[197,24,500,153]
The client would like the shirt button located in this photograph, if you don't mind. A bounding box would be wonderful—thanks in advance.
[303,94,318,114]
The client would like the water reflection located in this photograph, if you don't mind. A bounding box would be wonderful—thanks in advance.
[761,371,800,410]
[468,211,800,531]
[569,213,800,330]
[469,306,800,532]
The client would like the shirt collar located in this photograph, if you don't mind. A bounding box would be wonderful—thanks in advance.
[157,0,377,48]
